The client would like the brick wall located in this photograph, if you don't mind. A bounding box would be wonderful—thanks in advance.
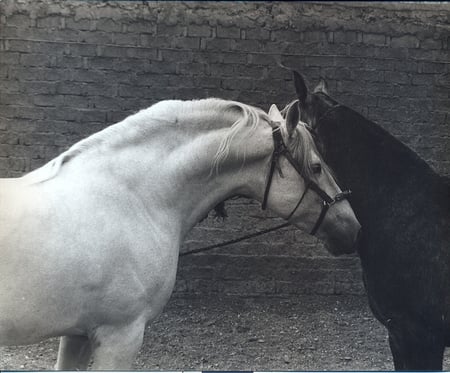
[0,1,448,296]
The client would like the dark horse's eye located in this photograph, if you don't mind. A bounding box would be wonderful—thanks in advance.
[312,163,322,174]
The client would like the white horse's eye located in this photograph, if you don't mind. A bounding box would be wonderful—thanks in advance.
[312,163,322,174]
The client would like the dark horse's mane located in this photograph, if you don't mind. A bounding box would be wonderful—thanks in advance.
[318,94,448,208]
[342,107,439,177]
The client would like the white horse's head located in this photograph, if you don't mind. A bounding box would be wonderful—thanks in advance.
[246,102,361,255]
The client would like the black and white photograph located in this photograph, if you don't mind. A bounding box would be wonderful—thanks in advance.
[0,1,449,371]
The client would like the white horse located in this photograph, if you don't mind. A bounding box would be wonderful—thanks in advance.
[0,98,360,370]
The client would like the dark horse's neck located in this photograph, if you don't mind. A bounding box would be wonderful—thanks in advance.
[320,106,448,255]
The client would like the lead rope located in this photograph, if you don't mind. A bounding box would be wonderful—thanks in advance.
[179,221,291,257]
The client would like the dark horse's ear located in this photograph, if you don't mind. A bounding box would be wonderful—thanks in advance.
[314,79,329,94]
[285,101,300,138]
[292,70,308,105]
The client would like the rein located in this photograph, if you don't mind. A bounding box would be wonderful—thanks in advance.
[180,117,351,257]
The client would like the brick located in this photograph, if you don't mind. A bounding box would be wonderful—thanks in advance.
[161,49,193,63]
[302,30,328,44]
[65,18,93,31]
[168,75,195,88]
[32,94,65,107]
[173,87,207,100]
[221,78,253,90]
[111,32,140,46]
[156,24,186,37]
[384,71,410,85]
[132,73,170,87]
[0,105,46,120]
[394,60,419,73]
[248,53,275,66]
[7,66,68,81]
[245,28,270,41]
[0,52,20,64]
[419,62,447,74]
[222,52,247,64]
[235,65,266,79]
[56,55,85,68]
[95,19,122,33]
[82,84,116,97]
[391,35,420,48]
[204,38,235,51]
[36,15,63,29]
[147,60,177,74]
[70,69,107,83]
[362,33,386,46]
[78,30,113,44]
[85,56,116,70]
[127,21,156,34]
[432,49,450,63]
[170,37,200,50]
[271,29,300,43]
[351,69,384,82]
[19,53,54,67]
[176,62,206,76]
[232,39,263,52]
[0,132,20,145]
[333,31,358,44]
[216,26,240,39]
[190,77,222,90]
[420,38,443,50]
[69,43,97,57]
[98,45,132,58]
[187,24,212,38]
[407,48,435,61]
[305,55,334,67]
[6,14,32,27]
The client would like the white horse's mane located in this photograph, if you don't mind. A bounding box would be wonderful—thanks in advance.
[24,98,268,184]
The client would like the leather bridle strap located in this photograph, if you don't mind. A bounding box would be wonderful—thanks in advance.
[261,124,352,236]
[261,126,285,210]
[310,189,352,235]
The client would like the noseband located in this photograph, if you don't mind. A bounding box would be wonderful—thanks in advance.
[261,124,351,236]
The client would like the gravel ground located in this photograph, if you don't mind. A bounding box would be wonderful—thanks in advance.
[1,294,449,371]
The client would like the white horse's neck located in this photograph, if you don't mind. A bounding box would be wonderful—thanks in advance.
[129,99,274,239]
[26,99,273,241]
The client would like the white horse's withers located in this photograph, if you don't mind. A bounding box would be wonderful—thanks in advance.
[0,98,360,370]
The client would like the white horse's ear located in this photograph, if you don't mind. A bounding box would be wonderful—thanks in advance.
[284,101,300,137]
[314,79,328,94]
[268,104,283,122]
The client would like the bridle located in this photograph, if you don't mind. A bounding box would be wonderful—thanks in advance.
[261,122,351,236]
[179,110,351,258]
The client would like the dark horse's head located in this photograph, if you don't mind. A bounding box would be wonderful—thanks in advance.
[282,71,356,189]
[283,70,368,244]
[288,71,340,131]
[280,71,354,174]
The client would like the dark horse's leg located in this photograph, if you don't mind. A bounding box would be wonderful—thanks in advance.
[388,329,444,371]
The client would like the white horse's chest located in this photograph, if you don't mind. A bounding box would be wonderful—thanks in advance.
[0,178,180,345]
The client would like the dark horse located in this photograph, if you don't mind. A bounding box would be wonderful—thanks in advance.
[286,70,450,370]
